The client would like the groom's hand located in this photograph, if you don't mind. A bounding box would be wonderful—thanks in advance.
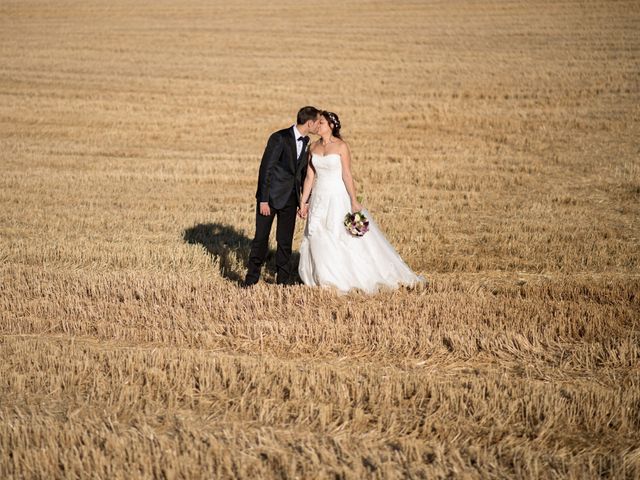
[259,202,271,216]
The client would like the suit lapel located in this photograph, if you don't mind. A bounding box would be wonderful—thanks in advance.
[296,143,309,175]
[287,127,297,171]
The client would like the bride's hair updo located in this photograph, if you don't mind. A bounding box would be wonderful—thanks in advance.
[321,111,342,139]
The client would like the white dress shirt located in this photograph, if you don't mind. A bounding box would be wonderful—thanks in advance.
[292,124,305,158]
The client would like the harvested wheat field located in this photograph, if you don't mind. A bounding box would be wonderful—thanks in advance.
[1,0,639,478]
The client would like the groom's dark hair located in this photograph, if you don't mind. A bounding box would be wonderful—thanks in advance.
[297,106,320,125]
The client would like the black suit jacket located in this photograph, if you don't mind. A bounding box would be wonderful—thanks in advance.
[255,126,309,210]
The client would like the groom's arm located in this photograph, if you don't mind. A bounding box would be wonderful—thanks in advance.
[256,132,284,205]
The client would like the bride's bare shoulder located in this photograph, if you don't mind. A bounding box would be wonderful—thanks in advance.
[337,139,351,154]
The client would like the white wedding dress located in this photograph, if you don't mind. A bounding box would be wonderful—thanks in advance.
[298,153,425,293]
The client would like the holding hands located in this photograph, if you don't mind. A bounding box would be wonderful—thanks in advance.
[298,203,309,219]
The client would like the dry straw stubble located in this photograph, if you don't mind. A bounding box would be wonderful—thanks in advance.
[1,0,640,478]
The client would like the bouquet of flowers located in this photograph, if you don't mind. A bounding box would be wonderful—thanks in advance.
[344,210,370,237]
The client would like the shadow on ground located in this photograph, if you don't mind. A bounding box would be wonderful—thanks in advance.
[183,223,301,285]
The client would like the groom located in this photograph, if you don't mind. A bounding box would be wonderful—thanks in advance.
[243,106,321,287]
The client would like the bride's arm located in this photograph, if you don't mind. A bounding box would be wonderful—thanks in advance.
[299,160,315,218]
[340,143,362,212]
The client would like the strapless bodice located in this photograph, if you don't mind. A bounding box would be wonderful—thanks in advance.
[311,153,343,190]
[312,153,342,172]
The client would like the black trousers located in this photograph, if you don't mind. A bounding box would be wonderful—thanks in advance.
[245,192,297,285]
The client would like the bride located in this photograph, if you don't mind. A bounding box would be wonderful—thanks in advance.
[298,111,425,293]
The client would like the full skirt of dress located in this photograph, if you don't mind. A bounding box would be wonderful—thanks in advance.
[298,175,425,293]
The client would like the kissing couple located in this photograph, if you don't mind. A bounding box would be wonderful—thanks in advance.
[243,106,425,294]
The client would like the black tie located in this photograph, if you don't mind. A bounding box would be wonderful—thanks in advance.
[297,136,308,163]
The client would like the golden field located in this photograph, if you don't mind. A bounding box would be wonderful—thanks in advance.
[1,0,639,478]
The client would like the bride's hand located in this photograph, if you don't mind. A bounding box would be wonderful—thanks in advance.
[351,200,362,213]
[298,203,309,219]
